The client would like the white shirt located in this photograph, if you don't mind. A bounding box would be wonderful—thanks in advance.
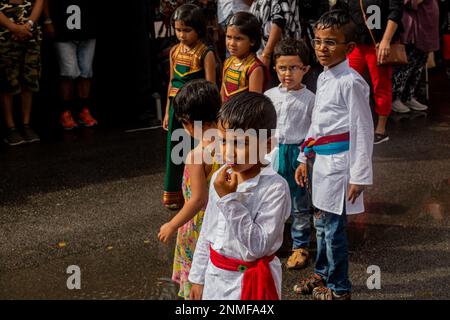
[188,165,291,300]
[217,0,251,24]
[265,84,315,145]
[297,60,374,215]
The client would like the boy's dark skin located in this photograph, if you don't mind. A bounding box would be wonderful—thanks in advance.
[294,25,364,204]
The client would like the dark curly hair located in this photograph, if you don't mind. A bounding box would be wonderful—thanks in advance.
[273,38,311,66]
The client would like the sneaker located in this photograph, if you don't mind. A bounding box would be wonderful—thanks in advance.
[21,125,40,143]
[405,98,428,111]
[4,127,26,146]
[78,108,98,127]
[60,110,78,130]
[392,99,410,113]
[312,287,351,300]
[374,132,389,145]
[286,248,310,269]
[293,273,326,295]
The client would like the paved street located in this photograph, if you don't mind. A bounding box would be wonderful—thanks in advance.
[1,70,449,300]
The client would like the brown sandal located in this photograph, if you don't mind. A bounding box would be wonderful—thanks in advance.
[312,287,351,300]
[293,273,325,295]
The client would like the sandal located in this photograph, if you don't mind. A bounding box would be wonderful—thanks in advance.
[286,248,310,269]
[293,273,325,295]
[312,287,351,300]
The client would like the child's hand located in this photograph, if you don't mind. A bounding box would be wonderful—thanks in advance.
[214,166,238,198]
[162,114,169,131]
[158,222,177,244]
[190,283,204,300]
[295,163,308,188]
[348,184,364,204]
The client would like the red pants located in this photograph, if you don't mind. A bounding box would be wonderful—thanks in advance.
[348,44,392,117]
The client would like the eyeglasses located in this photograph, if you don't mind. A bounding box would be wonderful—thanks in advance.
[311,38,347,50]
[276,65,307,73]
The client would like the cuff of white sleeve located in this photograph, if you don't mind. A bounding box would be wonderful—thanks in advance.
[188,273,205,286]
[297,153,307,164]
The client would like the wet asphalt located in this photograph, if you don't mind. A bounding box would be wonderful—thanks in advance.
[0,70,449,300]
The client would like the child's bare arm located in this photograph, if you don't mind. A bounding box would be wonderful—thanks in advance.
[158,151,209,243]
[163,46,176,130]
[203,51,216,84]
[248,66,265,93]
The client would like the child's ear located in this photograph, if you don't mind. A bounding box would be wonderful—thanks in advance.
[304,65,311,74]
[346,42,356,55]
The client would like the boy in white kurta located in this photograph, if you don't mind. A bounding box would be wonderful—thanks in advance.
[189,93,291,300]
[265,38,315,270]
[293,10,374,300]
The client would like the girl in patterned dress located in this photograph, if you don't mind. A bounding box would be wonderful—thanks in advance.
[162,4,216,209]
[158,79,221,299]
[221,11,268,103]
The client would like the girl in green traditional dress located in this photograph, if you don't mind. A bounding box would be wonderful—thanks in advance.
[162,4,216,209]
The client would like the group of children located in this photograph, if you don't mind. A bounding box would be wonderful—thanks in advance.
[157,4,374,301]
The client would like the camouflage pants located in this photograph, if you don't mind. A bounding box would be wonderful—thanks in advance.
[0,38,41,95]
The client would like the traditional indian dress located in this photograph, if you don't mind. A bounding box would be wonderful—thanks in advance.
[163,42,212,208]
[221,53,266,103]
[171,146,220,299]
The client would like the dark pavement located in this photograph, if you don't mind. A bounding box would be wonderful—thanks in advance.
[1,69,450,300]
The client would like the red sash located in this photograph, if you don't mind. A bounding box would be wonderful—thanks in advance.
[209,245,279,300]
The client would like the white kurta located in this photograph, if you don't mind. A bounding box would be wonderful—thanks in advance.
[188,165,291,300]
[297,60,374,215]
[264,84,315,145]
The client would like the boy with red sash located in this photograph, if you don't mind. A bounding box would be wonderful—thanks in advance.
[189,93,291,300]
[294,10,374,300]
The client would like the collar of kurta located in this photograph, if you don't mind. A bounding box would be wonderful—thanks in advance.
[323,59,349,78]
[231,165,277,193]
[277,84,308,96]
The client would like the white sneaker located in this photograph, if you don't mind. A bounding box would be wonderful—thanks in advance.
[392,99,411,113]
[405,98,428,111]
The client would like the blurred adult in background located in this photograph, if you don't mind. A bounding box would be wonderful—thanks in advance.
[0,0,43,146]
[338,0,404,145]
[43,0,98,130]
[249,0,302,67]
[392,0,440,113]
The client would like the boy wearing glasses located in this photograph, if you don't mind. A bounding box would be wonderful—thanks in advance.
[264,38,315,271]
[293,10,373,300]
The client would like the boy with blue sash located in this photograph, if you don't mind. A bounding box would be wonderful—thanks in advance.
[265,38,315,270]
[293,10,374,300]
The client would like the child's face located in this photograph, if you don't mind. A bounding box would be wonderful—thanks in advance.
[274,55,310,91]
[174,20,199,47]
[217,121,269,174]
[313,26,355,68]
[226,26,254,59]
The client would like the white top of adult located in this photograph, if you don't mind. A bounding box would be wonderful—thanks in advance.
[297,59,374,215]
[188,165,291,299]
[265,84,315,145]
[217,0,251,24]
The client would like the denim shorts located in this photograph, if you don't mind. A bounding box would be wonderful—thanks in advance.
[54,39,96,79]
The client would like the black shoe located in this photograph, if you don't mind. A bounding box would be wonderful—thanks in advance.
[374,133,389,145]
[4,127,26,146]
[21,125,40,143]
